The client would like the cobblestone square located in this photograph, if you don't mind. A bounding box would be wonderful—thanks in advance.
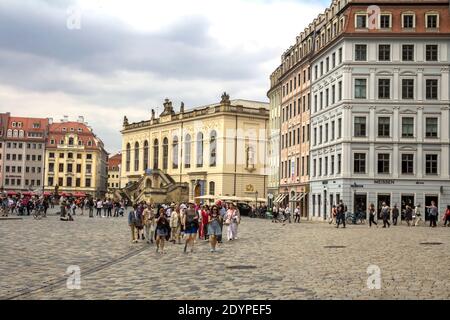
[1,213,449,300]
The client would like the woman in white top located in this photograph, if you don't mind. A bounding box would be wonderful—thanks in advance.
[225,203,240,241]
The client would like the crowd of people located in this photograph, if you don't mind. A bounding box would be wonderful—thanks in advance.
[328,200,450,228]
[127,201,241,254]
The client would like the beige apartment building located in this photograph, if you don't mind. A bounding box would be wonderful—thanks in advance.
[44,117,108,198]
[120,93,269,203]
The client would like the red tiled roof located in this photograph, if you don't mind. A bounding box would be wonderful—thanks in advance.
[4,116,48,141]
[46,121,103,151]
[108,153,121,170]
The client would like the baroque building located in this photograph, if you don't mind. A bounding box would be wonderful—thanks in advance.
[120,93,269,203]
[44,116,108,198]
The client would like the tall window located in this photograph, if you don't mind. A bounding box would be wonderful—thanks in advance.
[403,14,414,28]
[162,138,168,170]
[402,45,414,61]
[377,154,390,174]
[426,14,438,29]
[210,131,217,167]
[378,117,390,137]
[378,44,391,61]
[196,132,204,167]
[184,134,191,168]
[355,79,367,99]
[402,154,414,174]
[134,142,139,171]
[378,79,391,99]
[356,14,367,28]
[126,143,131,172]
[402,117,414,138]
[354,153,366,174]
[426,79,438,100]
[172,136,179,169]
[143,140,149,170]
[68,137,74,146]
[426,118,438,138]
[209,181,215,195]
[355,44,367,61]
[153,139,159,169]
[426,154,438,175]
[426,45,438,61]
[354,117,367,137]
[380,14,391,28]
[402,79,414,99]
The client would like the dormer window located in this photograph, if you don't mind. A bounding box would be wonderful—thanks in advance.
[17,122,22,128]
[355,14,368,29]
[33,123,40,129]
[12,122,16,128]
[426,13,439,29]
[62,127,67,132]
[50,139,55,145]
[87,140,93,146]
[402,13,415,29]
[70,128,74,132]
[78,128,82,132]
[60,140,64,145]
[379,14,392,29]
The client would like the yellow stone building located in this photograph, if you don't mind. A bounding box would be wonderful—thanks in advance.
[120,93,269,203]
[44,117,108,198]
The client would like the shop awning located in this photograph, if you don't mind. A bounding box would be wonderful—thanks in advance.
[290,192,308,202]
[274,194,287,203]
[74,192,87,198]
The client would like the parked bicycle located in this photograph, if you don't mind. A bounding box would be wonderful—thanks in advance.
[345,211,366,225]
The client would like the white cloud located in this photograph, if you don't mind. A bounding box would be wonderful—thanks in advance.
[0,0,329,153]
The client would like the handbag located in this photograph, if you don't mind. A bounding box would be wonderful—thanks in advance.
[224,218,231,226]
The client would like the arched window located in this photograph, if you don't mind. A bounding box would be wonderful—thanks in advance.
[209,181,215,196]
[184,134,191,168]
[13,130,18,137]
[126,143,131,172]
[172,136,179,169]
[68,137,74,146]
[19,130,24,138]
[7,129,12,137]
[143,140,149,170]
[210,130,217,167]
[153,139,159,169]
[196,132,203,167]
[134,142,140,171]
[163,137,168,170]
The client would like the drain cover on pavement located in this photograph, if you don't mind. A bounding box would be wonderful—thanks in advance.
[324,245,346,249]
[420,242,443,246]
[226,265,257,270]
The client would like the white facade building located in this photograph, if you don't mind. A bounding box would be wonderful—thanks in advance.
[309,37,450,220]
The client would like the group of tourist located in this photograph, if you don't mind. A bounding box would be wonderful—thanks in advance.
[271,205,302,223]
[0,194,50,217]
[328,200,450,228]
[127,201,241,254]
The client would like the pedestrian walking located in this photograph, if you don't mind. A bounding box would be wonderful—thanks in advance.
[336,200,346,228]
[294,206,301,223]
[225,203,240,240]
[208,205,222,252]
[155,211,169,254]
[368,203,377,228]
[426,201,439,228]
[128,205,139,243]
[413,204,422,226]
[329,205,337,225]
[284,206,292,223]
[183,202,199,253]
[404,205,413,227]
[381,202,391,228]
[272,206,279,223]
[443,205,450,227]
[143,205,155,244]
[392,204,399,226]
[96,199,103,217]
[170,205,182,244]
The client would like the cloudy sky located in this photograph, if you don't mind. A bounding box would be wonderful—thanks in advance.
[0,0,328,154]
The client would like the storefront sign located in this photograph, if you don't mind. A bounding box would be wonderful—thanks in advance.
[374,179,394,184]
[416,181,424,185]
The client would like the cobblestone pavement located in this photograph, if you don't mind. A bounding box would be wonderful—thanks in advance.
[1,212,449,300]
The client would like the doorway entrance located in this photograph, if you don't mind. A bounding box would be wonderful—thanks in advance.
[425,195,439,221]
[377,194,391,219]
[323,190,327,219]
[354,194,367,216]
[401,195,415,221]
